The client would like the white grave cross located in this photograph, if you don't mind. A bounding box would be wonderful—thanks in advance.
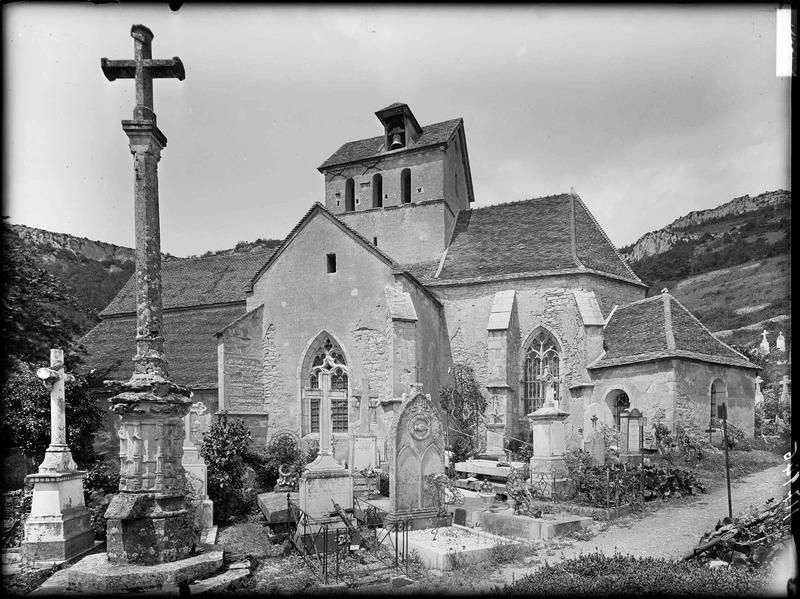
[35,349,78,473]
[312,346,348,457]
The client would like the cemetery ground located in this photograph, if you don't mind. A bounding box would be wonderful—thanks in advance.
[174,447,789,595]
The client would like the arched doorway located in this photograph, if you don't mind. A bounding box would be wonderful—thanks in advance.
[710,378,726,422]
[605,389,630,430]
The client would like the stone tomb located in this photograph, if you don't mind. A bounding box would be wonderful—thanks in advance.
[385,386,446,529]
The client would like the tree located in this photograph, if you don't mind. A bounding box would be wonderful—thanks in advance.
[1,218,91,373]
[439,364,487,462]
[0,358,104,468]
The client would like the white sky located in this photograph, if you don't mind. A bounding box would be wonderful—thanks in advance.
[3,3,791,257]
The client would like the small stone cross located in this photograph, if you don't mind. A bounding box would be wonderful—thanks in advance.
[535,366,559,408]
[352,379,379,433]
[35,349,78,473]
[101,24,185,123]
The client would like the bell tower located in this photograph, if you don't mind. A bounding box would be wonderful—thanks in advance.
[318,103,475,266]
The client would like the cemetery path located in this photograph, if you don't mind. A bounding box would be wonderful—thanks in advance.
[497,463,788,585]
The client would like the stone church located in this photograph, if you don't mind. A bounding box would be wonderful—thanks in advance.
[82,102,758,466]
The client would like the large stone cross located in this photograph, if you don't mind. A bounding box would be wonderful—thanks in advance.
[35,349,77,473]
[535,366,559,409]
[352,378,379,433]
[311,348,348,457]
[101,24,185,123]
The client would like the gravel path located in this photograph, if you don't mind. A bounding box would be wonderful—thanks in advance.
[498,463,788,584]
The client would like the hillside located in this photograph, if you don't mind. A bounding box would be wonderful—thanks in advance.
[7,224,282,337]
[619,190,791,352]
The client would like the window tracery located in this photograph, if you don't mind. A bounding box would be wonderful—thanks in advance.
[522,329,561,413]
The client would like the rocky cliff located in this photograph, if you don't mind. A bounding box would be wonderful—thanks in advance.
[622,189,790,262]
[11,224,135,266]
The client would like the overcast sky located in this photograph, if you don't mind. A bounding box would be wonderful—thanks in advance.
[3,3,790,257]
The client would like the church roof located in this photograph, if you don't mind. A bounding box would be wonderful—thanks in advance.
[100,249,274,316]
[589,293,758,370]
[78,304,244,388]
[317,118,463,170]
[431,193,645,286]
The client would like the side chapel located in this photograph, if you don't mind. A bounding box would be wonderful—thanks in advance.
[82,103,758,466]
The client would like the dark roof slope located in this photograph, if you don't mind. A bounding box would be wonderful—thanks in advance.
[79,304,244,388]
[101,249,273,316]
[318,118,462,170]
[590,293,757,369]
[434,194,644,285]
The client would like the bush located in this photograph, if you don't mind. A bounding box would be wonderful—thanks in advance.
[200,411,253,523]
[505,551,770,595]
[505,436,533,463]
[245,433,319,492]
[82,459,120,540]
[378,469,389,497]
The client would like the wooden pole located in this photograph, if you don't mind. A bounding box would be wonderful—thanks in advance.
[721,403,732,520]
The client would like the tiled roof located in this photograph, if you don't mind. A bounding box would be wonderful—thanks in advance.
[433,194,645,285]
[589,293,758,370]
[318,118,462,170]
[78,304,244,388]
[100,249,274,316]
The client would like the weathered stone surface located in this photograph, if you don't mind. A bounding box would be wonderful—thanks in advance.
[386,387,445,526]
[257,491,298,524]
[65,550,223,593]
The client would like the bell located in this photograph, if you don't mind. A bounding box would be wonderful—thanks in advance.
[390,132,403,149]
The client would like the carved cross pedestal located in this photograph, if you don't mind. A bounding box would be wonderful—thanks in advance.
[100,24,193,566]
[298,347,352,520]
[22,349,95,566]
[350,379,380,475]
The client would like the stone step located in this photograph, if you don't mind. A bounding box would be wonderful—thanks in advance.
[190,568,250,594]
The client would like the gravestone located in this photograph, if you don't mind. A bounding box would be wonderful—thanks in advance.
[22,349,94,565]
[528,374,570,498]
[754,376,764,405]
[619,408,645,464]
[760,330,770,355]
[298,345,353,520]
[776,331,786,353]
[584,415,605,465]
[385,385,446,529]
[349,379,379,472]
[182,401,214,537]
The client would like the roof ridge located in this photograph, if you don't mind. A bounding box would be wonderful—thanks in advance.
[663,293,676,350]
[667,294,756,365]
[572,195,645,285]
[468,193,572,212]
[167,248,274,265]
[568,193,585,270]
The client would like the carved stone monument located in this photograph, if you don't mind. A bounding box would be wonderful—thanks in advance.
[298,345,353,520]
[584,414,606,465]
[21,349,94,565]
[619,408,645,464]
[349,378,379,472]
[100,24,194,565]
[385,384,446,529]
[528,371,570,497]
[182,401,214,537]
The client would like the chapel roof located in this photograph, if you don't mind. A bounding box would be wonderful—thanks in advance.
[589,292,758,370]
[78,304,244,388]
[318,118,463,170]
[430,193,645,286]
[100,249,274,316]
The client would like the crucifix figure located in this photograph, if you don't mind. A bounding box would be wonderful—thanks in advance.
[35,349,78,473]
[536,365,559,409]
[352,379,380,434]
[311,346,348,459]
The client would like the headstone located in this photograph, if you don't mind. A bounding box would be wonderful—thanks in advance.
[528,387,570,497]
[100,24,194,566]
[619,408,645,464]
[776,332,786,353]
[182,401,214,533]
[760,330,770,355]
[21,349,94,565]
[780,375,791,404]
[385,384,446,529]
[754,376,764,404]
[298,345,353,520]
[349,379,379,471]
[584,415,605,465]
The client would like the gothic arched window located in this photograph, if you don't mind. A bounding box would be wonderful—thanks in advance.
[522,329,561,414]
[304,336,348,434]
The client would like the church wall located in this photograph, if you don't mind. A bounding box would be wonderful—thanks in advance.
[433,273,647,449]
[673,360,755,437]
[247,215,399,454]
[588,361,677,432]
[442,133,471,217]
[324,148,446,213]
[337,200,451,264]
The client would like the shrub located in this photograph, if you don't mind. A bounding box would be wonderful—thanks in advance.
[724,422,752,451]
[505,551,770,595]
[200,411,253,523]
[505,436,533,463]
[82,459,120,540]
[441,364,487,458]
[378,469,389,497]
[245,433,319,492]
